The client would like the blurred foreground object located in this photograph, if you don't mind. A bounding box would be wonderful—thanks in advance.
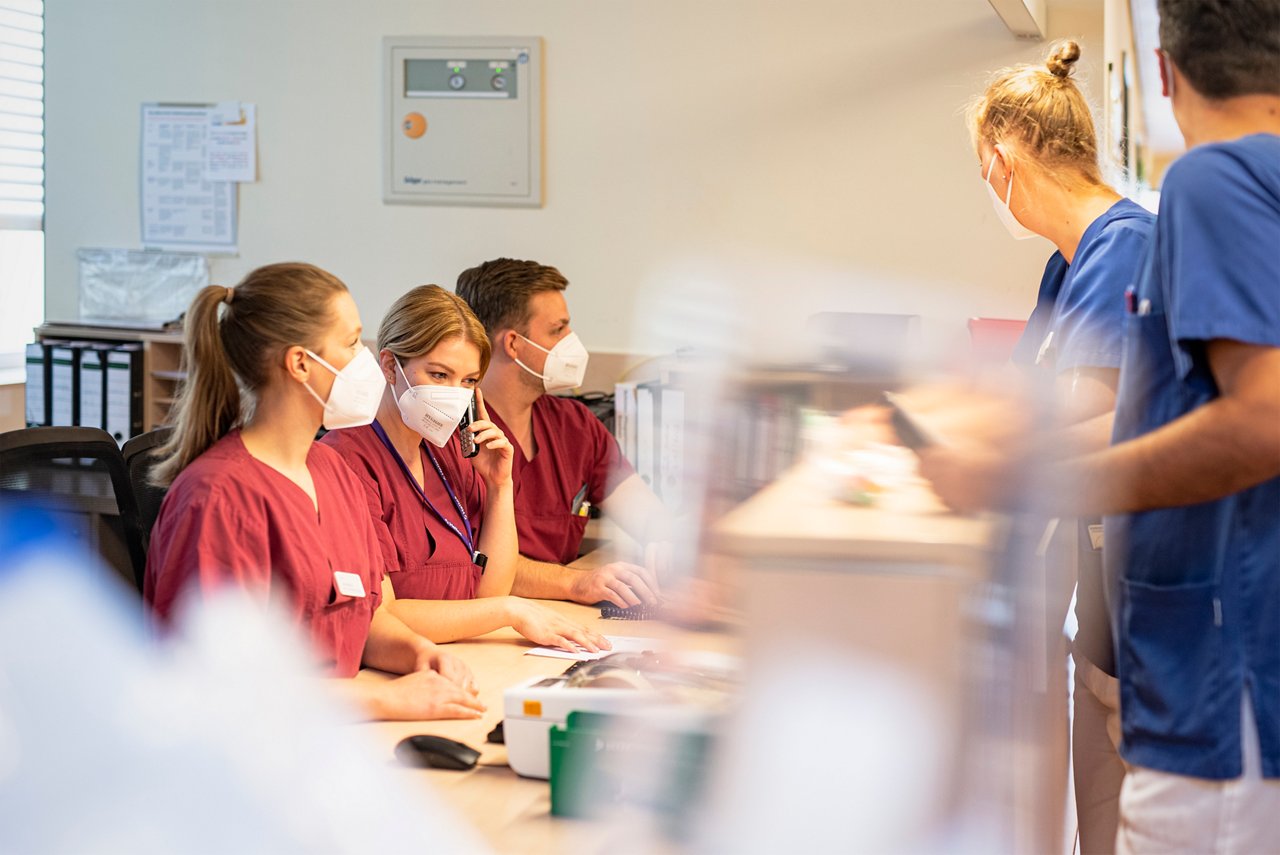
[0,505,486,855]
[710,457,996,849]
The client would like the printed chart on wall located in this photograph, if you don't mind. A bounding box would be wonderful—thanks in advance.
[139,103,255,254]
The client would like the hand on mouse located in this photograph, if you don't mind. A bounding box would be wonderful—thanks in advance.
[375,669,486,721]
[506,597,611,653]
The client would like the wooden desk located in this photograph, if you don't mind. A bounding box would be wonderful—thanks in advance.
[355,597,738,854]
[711,463,994,815]
[712,462,991,567]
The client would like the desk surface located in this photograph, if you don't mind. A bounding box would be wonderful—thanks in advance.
[356,597,738,854]
[712,463,993,567]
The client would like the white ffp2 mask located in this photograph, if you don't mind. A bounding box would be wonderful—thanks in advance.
[302,346,385,430]
[392,358,473,448]
[985,155,1038,241]
[515,331,589,394]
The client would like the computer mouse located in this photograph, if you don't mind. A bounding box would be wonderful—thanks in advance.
[395,734,481,771]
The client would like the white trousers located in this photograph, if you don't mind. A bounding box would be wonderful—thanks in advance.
[1117,694,1280,854]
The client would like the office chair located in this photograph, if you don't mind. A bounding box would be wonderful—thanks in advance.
[121,426,172,555]
[0,426,147,594]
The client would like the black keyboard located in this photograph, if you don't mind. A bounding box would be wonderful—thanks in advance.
[600,602,667,621]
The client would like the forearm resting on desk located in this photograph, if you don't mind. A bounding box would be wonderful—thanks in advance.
[384,595,607,652]
[329,672,486,722]
[362,599,438,675]
[512,553,660,607]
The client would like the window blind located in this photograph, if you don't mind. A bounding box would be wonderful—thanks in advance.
[0,0,42,231]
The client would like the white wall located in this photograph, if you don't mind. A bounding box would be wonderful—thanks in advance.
[44,0,1103,360]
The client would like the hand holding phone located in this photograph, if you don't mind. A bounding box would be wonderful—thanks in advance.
[459,396,479,458]
[882,392,944,451]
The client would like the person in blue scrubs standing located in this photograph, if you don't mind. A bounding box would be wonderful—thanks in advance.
[965,39,1156,854]
[1094,2,1280,850]
[926,2,1280,850]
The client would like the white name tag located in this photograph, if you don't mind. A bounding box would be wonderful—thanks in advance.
[1088,524,1104,550]
[333,571,367,598]
[1035,330,1055,366]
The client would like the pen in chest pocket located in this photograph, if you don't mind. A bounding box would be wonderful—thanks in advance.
[570,483,589,517]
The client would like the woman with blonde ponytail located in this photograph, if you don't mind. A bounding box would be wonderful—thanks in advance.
[921,41,1157,853]
[145,262,486,721]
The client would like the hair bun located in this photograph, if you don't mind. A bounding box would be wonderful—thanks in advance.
[1046,40,1081,78]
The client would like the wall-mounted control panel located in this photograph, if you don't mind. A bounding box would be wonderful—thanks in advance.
[383,36,543,207]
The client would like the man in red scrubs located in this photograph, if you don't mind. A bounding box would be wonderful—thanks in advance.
[456,258,669,607]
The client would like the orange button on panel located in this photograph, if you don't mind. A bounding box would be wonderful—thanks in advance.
[402,112,427,138]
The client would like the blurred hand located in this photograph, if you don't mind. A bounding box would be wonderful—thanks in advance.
[568,561,661,607]
[377,669,486,721]
[507,597,612,652]
[467,388,514,488]
[916,443,1011,514]
[662,576,730,627]
[839,404,897,446]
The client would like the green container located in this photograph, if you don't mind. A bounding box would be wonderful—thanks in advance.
[548,709,714,839]
[548,711,621,818]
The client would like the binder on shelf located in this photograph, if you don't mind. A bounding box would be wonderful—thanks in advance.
[24,342,48,427]
[49,343,79,427]
[635,384,657,489]
[105,344,144,443]
[613,381,638,466]
[76,344,110,431]
[659,387,685,512]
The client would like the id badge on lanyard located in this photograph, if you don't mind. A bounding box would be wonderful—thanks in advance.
[371,421,488,572]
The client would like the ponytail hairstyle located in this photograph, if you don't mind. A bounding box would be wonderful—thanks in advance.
[377,284,492,378]
[966,40,1105,187]
[151,262,350,486]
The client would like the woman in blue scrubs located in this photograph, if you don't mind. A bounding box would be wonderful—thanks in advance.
[963,40,1155,854]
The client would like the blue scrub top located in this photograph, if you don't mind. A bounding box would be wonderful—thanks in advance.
[1014,200,1156,677]
[1106,134,1280,780]
[1013,199,1153,374]
[1011,252,1067,367]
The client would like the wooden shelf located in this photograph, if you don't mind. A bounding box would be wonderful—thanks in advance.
[36,322,187,436]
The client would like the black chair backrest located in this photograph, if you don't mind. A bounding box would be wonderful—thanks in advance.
[0,426,147,593]
[121,427,173,554]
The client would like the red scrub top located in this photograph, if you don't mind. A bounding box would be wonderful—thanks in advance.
[487,395,633,565]
[144,431,384,678]
[321,421,486,601]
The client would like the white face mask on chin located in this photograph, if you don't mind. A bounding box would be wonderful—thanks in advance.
[515,331,590,394]
[985,155,1038,241]
[392,358,473,448]
[302,346,385,430]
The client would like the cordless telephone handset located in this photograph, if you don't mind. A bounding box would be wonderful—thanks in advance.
[882,392,943,451]
[459,397,479,458]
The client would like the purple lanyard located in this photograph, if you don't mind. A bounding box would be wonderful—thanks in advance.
[371,419,477,559]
